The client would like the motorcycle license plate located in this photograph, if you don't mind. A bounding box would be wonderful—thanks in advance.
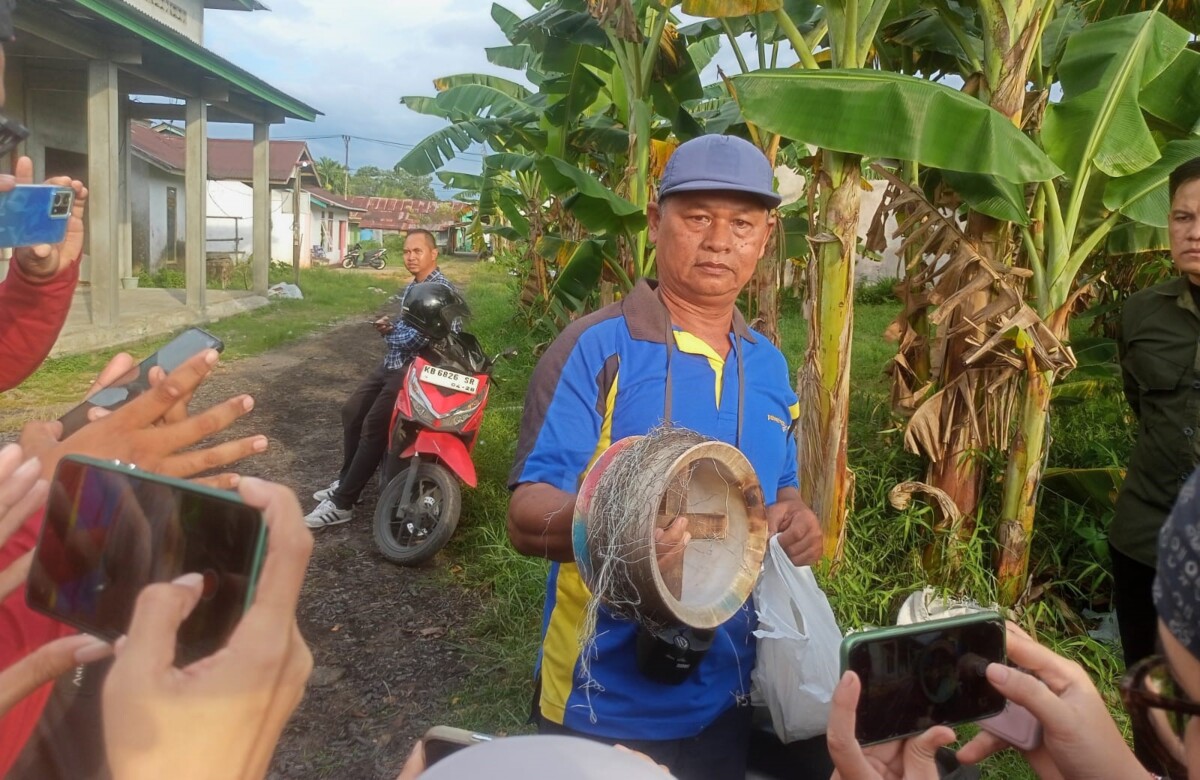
[420,364,479,394]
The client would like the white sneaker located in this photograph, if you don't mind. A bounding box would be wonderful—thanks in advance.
[304,499,353,530]
[313,479,340,502]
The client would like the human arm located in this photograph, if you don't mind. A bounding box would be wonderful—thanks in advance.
[508,482,577,562]
[769,486,822,566]
[956,624,1145,780]
[1118,301,1140,419]
[0,158,89,391]
[103,477,314,780]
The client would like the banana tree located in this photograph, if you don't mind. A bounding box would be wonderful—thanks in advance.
[687,0,947,560]
[865,9,1200,603]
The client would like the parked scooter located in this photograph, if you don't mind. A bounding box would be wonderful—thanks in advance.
[342,242,387,270]
[373,283,514,565]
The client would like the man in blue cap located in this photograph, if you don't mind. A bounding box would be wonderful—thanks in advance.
[506,134,822,780]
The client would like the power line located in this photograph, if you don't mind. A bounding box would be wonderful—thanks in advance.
[275,133,486,161]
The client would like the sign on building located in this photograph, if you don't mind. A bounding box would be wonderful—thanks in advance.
[118,0,204,43]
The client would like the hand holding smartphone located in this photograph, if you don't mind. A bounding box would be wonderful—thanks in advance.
[839,612,1008,746]
[58,327,224,437]
[0,184,74,248]
[26,455,267,665]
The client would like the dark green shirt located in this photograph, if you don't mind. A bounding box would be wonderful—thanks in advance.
[1113,276,1200,566]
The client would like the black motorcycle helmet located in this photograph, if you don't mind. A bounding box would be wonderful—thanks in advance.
[400,282,469,340]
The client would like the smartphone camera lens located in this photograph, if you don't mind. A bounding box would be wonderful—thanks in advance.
[51,191,72,218]
[201,569,219,601]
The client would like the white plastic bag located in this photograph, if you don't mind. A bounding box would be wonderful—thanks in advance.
[751,535,843,742]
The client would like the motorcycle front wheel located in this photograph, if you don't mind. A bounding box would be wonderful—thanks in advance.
[342,257,355,269]
[373,462,460,565]
[371,256,386,270]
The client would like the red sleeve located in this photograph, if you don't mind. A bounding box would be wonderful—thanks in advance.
[0,258,81,392]
[0,508,75,776]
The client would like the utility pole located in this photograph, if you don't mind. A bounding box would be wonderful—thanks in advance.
[292,163,302,286]
[342,135,351,196]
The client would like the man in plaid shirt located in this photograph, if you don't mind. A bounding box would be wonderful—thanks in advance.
[306,229,454,529]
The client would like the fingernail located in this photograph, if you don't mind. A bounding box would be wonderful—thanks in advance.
[73,637,112,664]
[0,442,19,458]
[841,670,855,684]
[252,436,268,452]
[986,664,1010,684]
[204,349,219,366]
[225,474,241,487]
[172,572,204,589]
[242,396,255,412]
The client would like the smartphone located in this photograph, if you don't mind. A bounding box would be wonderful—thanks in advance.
[26,455,268,665]
[978,700,1042,750]
[421,725,493,765]
[840,612,1007,745]
[0,184,74,247]
[58,327,224,436]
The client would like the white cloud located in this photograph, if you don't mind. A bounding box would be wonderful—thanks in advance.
[203,0,538,189]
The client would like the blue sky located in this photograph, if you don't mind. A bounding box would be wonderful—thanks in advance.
[203,1,768,196]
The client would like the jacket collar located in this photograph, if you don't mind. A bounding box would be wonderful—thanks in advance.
[621,278,757,344]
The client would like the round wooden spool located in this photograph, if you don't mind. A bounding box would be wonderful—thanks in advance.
[573,433,769,630]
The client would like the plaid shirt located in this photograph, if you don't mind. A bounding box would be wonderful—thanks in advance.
[382,268,453,370]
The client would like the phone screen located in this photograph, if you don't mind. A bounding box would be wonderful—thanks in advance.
[844,615,1006,745]
[58,327,224,437]
[26,456,267,665]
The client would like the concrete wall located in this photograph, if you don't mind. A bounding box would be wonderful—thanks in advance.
[119,0,205,44]
[207,181,315,266]
[130,161,188,273]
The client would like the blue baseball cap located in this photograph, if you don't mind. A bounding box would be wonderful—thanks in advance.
[658,134,781,209]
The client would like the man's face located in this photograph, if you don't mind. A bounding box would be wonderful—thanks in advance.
[1170,178,1200,285]
[648,191,775,306]
[403,234,438,280]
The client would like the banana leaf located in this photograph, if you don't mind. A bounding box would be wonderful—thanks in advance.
[1140,49,1200,135]
[542,237,612,301]
[486,44,538,72]
[733,69,1061,182]
[942,170,1031,226]
[432,74,532,100]
[434,84,536,122]
[687,36,723,73]
[1041,467,1125,510]
[881,7,982,65]
[397,120,492,175]
[492,2,524,41]
[1042,10,1190,180]
[1106,221,1169,254]
[436,171,484,191]
[682,0,782,14]
[1040,4,1084,72]
[1104,139,1200,228]
[570,116,631,156]
[516,5,608,47]
[535,157,647,235]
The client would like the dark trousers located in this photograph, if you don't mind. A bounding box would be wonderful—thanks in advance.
[537,702,753,780]
[330,364,406,510]
[1110,543,1164,774]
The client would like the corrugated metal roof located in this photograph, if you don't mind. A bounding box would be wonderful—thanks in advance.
[131,123,314,184]
[345,195,471,232]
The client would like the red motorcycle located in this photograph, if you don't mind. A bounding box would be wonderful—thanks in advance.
[372,284,513,565]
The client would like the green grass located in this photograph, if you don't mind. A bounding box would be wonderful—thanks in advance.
[0,265,413,433]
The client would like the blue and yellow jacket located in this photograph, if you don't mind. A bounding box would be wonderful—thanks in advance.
[509,279,799,740]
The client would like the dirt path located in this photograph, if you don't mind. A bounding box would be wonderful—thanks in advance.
[193,320,482,779]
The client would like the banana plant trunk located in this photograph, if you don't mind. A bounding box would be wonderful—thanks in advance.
[997,364,1053,605]
[800,150,860,561]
